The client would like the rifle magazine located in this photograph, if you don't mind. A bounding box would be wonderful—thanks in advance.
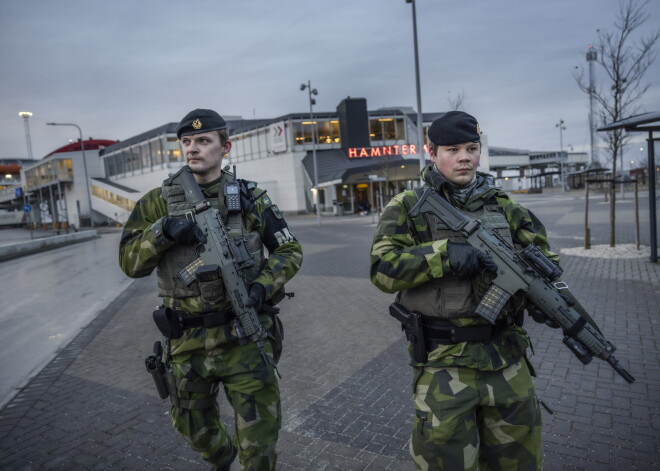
[475,284,511,324]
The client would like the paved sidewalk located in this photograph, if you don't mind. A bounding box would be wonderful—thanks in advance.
[0,194,659,470]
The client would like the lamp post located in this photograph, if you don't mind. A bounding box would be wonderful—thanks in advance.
[18,111,34,160]
[586,46,598,166]
[555,119,566,191]
[300,80,321,226]
[47,122,94,228]
[405,0,426,173]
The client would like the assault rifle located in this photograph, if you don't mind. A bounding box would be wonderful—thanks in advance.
[408,187,634,383]
[166,165,271,368]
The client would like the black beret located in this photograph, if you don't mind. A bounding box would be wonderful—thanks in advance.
[176,109,227,139]
[427,111,481,146]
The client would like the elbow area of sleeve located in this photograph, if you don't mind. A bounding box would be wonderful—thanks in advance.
[426,239,447,278]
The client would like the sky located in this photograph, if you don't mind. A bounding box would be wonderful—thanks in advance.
[1,0,659,165]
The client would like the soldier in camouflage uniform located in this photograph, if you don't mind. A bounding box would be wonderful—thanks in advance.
[370,112,559,470]
[119,109,302,471]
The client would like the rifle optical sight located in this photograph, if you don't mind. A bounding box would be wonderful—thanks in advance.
[521,244,563,281]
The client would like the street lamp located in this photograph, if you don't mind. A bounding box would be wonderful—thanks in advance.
[300,80,321,226]
[555,119,566,191]
[405,0,426,173]
[586,46,598,166]
[47,122,95,228]
[18,111,34,160]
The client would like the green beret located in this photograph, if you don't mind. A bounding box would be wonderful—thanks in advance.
[427,111,481,146]
[176,109,227,139]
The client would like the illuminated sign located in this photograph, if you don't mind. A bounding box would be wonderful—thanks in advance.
[348,144,430,159]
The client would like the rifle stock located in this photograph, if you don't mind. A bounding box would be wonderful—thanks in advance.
[409,187,634,383]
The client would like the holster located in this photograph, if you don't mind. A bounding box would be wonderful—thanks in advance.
[389,303,427,364]
[153,306,183,339]
[144,341,170,399]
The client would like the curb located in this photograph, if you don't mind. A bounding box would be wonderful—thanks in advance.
[0,229,99,262]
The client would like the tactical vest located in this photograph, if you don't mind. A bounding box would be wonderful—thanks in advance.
[399,198,514,319]
[156,179,265,302]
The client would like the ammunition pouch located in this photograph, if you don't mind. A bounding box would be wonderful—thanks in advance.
[153,307,184,339]
[152,306,235,339]
[424,316,512,351]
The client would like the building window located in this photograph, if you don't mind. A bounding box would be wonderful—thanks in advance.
[167,137,181,163]
[293,119,340,145]
[369,118,405,143]
[318,120,340,144]
[91,185,136,212]
[293,121,317,144]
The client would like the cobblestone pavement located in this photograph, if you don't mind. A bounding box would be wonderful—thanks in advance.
[0,192,658,470]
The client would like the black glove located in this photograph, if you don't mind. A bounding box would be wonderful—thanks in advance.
[246,283,266,313]
[446,241,498,279]
[162,218,207,245]
[528,304,561,328]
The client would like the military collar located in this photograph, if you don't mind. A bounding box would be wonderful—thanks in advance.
[198,173,230,197]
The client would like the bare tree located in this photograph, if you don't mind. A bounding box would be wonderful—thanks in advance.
[574,0,659,246]
[447,88,467,111]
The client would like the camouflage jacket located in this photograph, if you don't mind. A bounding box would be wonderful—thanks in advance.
[119,170,303,355]
[370,165,558,370]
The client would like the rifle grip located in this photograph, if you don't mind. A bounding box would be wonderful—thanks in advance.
[475,284,511,324]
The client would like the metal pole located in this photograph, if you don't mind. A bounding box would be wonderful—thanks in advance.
[584,182,591,249]
[647,132,657,263]
[47,122,95,228]
[556,119,566,191]
[408,0,426,174]
[307,81,321,227]
[48,183,57,232]
[634,180,640,251]
[587,47,598,166]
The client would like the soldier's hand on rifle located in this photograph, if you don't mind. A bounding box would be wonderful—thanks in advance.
[163,217,207,245]
[246,283,266,313]
[446,241,498,279]
[527,304,561,328]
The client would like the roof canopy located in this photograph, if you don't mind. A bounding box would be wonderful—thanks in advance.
[597,111,660,132]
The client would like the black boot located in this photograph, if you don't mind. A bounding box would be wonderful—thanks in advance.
[210,448,237,471]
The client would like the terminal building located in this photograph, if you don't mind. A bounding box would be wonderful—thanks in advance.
[6,97,589,229]
[98,98,491,222]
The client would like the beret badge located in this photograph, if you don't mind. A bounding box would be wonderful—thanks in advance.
[192,119,202,130]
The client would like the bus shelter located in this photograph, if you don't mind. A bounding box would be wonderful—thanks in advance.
[598,112,660,263]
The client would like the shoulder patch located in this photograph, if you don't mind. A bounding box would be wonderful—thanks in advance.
[270,205,283,220]
[261,194,272,207]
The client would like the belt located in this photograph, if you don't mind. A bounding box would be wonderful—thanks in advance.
[179,309,235,329]
[424,316,511,349]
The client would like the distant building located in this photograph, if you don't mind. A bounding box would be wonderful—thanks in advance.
[10,97,576,226]
[489,146,589,192]
[0,158,38,226]
[98,98,467,221]
[19,139,116,229]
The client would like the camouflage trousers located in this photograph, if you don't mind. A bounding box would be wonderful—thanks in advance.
[410,359,542,471]
[168,339,281,470]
